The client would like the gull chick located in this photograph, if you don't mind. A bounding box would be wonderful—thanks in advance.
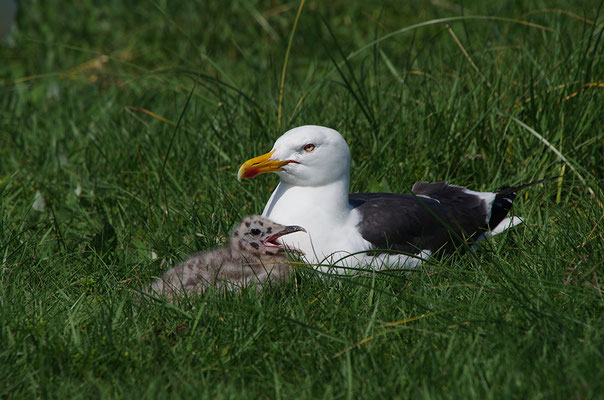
[146,215,306,298]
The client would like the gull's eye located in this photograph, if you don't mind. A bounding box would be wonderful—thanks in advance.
[303,143,315,152]
[250,228,261,236]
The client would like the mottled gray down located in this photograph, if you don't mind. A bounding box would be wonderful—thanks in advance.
[145,216,305,298]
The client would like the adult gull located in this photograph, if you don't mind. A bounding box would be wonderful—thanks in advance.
[238,125,530,271]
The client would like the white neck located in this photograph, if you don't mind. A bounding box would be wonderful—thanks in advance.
[263,178,351,222]
[260,176,372,267]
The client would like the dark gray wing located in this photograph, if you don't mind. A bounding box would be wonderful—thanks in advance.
[350,193,457,254]
[411,181,490,235]
[350,181,496,254]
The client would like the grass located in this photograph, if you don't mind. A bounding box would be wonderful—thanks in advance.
[1,0,603,398]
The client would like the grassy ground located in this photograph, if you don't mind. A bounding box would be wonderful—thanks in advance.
[1,0,603,398]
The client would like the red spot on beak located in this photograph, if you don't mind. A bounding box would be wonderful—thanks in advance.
[241,168,259,179]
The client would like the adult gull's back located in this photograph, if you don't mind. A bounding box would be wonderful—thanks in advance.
[237,125,526,271]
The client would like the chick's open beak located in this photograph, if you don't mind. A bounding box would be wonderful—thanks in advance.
[263,225,307,249]
[276,225,307,236]
[237,150,295,180]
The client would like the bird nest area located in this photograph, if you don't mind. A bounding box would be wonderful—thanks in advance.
[1,1,602,398]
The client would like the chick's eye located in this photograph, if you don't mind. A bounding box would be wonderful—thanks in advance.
[250,228,261,236]
[303,143,315,152]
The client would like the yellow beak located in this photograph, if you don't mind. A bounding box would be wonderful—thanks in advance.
[237,150,295,180]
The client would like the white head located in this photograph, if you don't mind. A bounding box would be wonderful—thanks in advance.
[238,125,351,187]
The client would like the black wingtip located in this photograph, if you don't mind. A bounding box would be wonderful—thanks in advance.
[489,187,516,230]
[489,176,559,230]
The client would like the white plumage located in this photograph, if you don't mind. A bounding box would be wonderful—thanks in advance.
[238,125,525,272]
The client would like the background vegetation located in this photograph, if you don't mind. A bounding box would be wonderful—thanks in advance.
[1,0,602,398]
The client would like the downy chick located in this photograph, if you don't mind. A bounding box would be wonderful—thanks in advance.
[146,215,306,298]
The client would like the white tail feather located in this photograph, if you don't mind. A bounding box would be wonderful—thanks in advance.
[492,216,524,235]
[472,216,524,251]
